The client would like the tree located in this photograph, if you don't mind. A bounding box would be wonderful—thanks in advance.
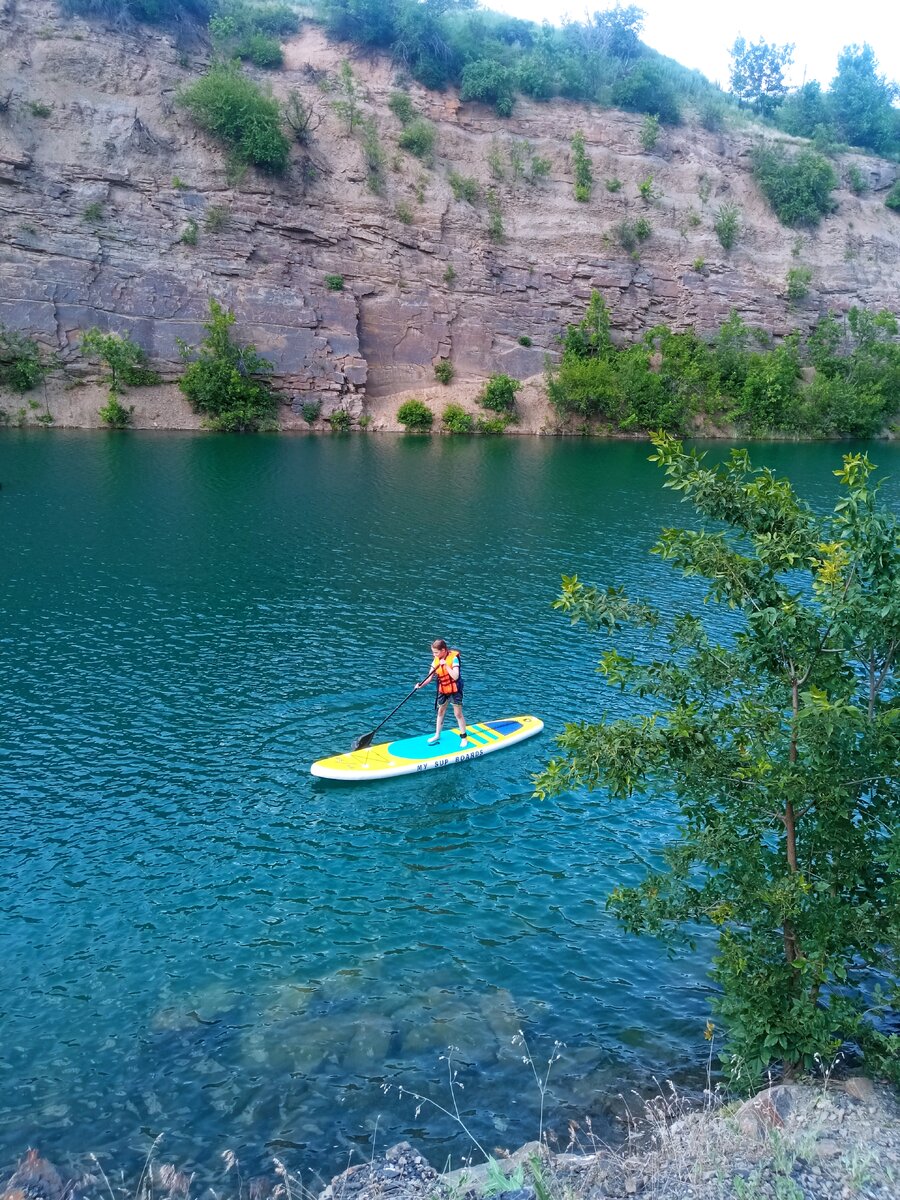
[729,36,794,115]
[536,435,900,1087]
[828,44,898,154]
[81,329,160,392]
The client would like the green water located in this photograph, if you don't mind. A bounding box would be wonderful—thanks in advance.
[2,432,897,1182]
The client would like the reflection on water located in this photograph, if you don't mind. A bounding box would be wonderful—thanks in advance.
[1,432,897,1180]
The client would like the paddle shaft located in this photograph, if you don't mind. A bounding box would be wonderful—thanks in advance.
[352,683,424,751]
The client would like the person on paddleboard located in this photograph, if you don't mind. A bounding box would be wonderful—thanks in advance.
[416,639,468,748]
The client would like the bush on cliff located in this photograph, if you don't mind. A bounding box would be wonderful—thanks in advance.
[178,299,278,432]
[0,326,50,393]
[177,64,290,174]
[751,144,838,227]
[209,0,300,69]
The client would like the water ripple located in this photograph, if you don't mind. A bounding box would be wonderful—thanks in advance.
[1,432,897,1181]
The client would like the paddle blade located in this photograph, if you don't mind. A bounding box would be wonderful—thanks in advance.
[351,732,374,751]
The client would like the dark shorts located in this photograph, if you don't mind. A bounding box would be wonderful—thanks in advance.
[435,686,464,709]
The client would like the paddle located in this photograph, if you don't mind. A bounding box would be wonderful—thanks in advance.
[351,682,425,751]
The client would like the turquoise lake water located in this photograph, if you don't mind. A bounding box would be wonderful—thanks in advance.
[2,432,898,1184]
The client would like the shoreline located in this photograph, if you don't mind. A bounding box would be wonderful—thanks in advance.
[3,1079,898,1200]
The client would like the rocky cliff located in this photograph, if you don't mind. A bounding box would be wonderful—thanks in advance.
[1,0,899,430]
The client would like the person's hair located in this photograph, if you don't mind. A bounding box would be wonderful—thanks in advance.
[431,638,449,652]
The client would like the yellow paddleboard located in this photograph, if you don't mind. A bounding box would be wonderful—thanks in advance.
[310,715,543,781]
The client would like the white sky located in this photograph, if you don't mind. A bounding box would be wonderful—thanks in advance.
[482,1,900,91]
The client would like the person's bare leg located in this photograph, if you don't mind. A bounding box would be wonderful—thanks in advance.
[428,703,447,744]
[454,702,467,744]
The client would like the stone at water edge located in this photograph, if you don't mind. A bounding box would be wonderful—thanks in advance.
[733,1084,804,1138]
[841,1076,877,1105]
[318,1141,442,1200]
[1,1151,64,1200]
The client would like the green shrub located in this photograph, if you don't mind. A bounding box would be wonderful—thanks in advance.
[177,63,290,174]
[605,177,622,192]
[612,62,681,125]
[300,398,322,423]
[475,414,510,434]
[845,164,867,195]
[517,335,532,347]
[637,175,657,202]
[442,403,473,433]
[324,274,344,290]
[786,265,813,303]
[529,155,552,181]
[398,118,435,162]
[795,373,890,438]
[204,206,231,233]
[395,201,413,224]
[698,95,726,131]
[0,326,49,392]
[478,373,521,415]
[448,172,479,203]
[388,91,416,125]
[735,341,801,433]
[460,58,516,116]
[177,299,277,432]
[236,32,283,68]
[434,359,454,384]
[614,217,652,253]
[81,328,161,390]
[633,216,652,241]
[360,118,385,193]
[332,60,362,133]
[885,181,900,212]
[713,202,740,250]
[180,219,199,246]
[214,1,298,38]
[487,143,505,180]
[29,101,52,118]
[98,393,134,428]
[172,176,187,190]
[639,113,661,151]
[83,201,104,223]
[486,188,504,242]
[751,145,838,227]
[443,264,457,285]
[328,408,352,431]
[397,398,433,430]
[571,130,592,202]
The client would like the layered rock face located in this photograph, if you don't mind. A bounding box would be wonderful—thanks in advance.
[1,0,898,428]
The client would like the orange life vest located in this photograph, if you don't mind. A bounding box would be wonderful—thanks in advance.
[432,649,461,696]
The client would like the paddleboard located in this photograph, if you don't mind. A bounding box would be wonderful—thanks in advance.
[310,715,543,781]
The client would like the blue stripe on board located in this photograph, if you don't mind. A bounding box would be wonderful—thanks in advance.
[486,720,522,735]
